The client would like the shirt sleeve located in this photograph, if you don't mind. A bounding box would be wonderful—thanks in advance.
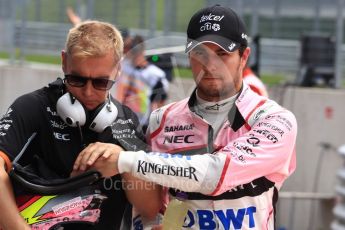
[118,109,297,195]
[0,93,41,161]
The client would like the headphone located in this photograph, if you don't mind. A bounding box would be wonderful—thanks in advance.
[56,92,118,133]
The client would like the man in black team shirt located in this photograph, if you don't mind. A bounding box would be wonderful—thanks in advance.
[0,20,161,230]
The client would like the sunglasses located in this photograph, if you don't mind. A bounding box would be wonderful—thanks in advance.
[64,74,115,90]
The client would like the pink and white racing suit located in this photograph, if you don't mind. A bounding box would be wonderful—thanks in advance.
[119,83,297,230]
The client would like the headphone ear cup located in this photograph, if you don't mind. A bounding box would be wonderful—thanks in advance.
[89,101,118,133]
[56,93,87,127]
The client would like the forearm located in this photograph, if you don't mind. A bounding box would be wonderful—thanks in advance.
[122,172,162,220]
[118,151,224,194]
[0,160,30,230]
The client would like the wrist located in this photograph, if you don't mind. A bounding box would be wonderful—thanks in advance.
[115,150,123,173]
[118,150,142,173]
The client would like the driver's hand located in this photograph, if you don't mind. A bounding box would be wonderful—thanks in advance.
[71,142,124,177]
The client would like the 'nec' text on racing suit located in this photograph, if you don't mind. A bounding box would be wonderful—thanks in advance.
[118,83,297,229]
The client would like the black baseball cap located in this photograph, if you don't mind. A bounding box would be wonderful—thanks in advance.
[185,4,248,53]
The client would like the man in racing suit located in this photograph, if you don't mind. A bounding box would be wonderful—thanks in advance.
[0,20,161,230]
[73,5,297,230]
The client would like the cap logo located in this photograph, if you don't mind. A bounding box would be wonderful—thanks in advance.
[241,33,248,41]
[228,43,236,51]
[200,22,221,32]
[212,24,220,31]
[199,13,224,23]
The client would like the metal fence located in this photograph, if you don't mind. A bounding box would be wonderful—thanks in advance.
[0,0,343,37]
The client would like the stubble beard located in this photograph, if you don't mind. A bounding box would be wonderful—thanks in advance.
[195,70,238,101]
[197,82,235,100]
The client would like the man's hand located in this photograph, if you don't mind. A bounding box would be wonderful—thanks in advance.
[0,158,31,230]
[71,142,124,178]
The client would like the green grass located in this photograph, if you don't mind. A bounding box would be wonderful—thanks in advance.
[25,54,61,65]
[261,74,287,86]
[174,67,193,79]
[0,51,61,65]
[0,52,10,59]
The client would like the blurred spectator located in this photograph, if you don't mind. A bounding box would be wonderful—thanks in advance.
[115,35,169,132]
[121,29,133,55]
[66,6,82,25]
[243,66,268,97]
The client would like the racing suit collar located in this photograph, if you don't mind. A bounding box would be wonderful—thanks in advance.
[187,84,246,132]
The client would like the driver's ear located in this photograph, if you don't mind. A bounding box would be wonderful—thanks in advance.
[241,47,251,69]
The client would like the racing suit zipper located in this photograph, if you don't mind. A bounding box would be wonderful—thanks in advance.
[207,125,214,153]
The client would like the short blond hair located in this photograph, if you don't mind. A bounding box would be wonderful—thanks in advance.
[65,20,123,62]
